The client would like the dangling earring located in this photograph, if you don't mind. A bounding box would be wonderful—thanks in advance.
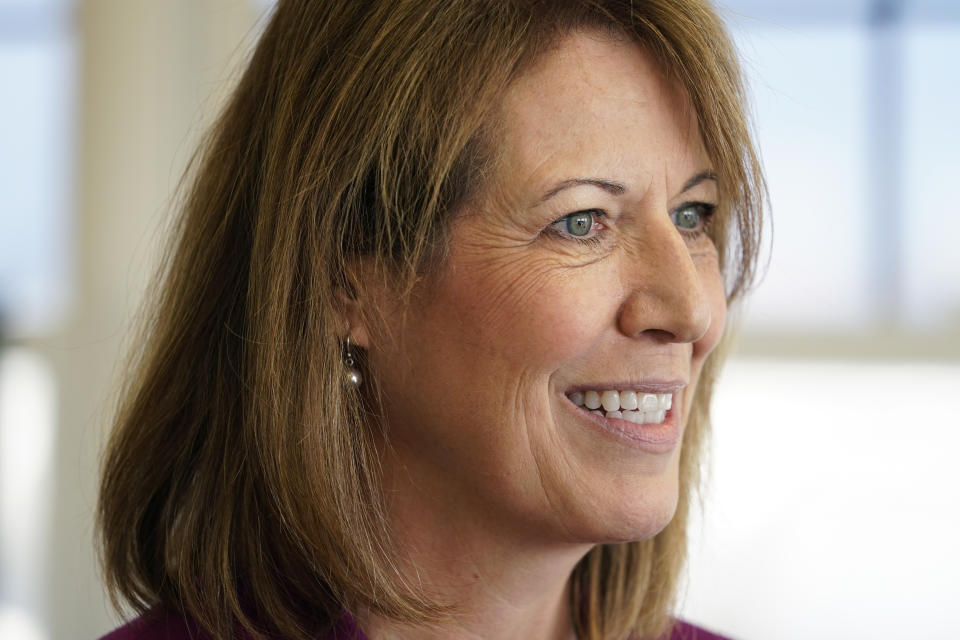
[344,336,362,387]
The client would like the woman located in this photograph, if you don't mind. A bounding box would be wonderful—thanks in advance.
[98,1,764,639]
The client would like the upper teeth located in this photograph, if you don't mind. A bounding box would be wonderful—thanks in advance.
[567,390,673,424]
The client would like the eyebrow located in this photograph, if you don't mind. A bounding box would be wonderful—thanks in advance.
[540,178,625,202]
[681,170,718,193]
[539,170,717,203]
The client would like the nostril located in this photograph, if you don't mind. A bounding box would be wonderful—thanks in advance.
[640,327,682,344]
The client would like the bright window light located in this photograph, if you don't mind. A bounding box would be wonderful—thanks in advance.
[0,348,55,640]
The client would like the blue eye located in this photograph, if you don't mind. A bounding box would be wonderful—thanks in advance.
[671,202,715,234]
[564,211,593,236]
[549,209,604,241]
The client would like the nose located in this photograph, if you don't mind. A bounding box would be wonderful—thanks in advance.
[617,216,712,344]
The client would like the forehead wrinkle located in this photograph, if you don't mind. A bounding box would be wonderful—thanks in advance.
[486,141,569,213]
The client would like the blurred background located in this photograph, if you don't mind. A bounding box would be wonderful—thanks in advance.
[0,0,957,638]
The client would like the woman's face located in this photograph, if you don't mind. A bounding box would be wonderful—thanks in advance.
[359,30,726,545]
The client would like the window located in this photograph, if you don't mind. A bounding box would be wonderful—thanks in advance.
[682,2,960,638]
[0,0,75,336]
[0,2,74,640]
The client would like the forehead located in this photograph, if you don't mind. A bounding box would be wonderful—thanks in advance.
[492,30,709,198]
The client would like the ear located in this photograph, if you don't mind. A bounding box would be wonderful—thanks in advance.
[335,284,373,350]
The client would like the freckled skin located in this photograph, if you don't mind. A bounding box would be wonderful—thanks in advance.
[352,30,726,615]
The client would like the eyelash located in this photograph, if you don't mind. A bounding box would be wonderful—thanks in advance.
[546,202,717,245]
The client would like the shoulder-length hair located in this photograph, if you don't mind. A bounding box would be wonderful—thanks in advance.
[97,1,764,639]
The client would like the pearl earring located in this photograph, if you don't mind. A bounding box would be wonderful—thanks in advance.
[344,336,362,387]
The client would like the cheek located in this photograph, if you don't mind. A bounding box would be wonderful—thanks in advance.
[430,205,626,369]
[443,257,616,368]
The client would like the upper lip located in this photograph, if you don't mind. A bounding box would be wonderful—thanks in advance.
[564,380,688,394]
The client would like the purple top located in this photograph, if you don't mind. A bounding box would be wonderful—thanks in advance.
[100,611,733,640]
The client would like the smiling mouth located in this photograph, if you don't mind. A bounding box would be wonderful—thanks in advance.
[566,389,673,425]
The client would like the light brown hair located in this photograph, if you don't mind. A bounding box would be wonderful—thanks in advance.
[97,1,764,639]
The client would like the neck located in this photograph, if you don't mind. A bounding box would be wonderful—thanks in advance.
[358,458,593,640]
[360,566,578,640]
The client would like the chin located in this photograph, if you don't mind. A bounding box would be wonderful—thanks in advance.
[561,476,681,545]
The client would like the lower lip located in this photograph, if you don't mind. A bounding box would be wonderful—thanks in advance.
[568,400,681,454]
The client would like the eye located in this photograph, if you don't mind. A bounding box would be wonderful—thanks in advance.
[670,202,715,235]
[549,209,605,240]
